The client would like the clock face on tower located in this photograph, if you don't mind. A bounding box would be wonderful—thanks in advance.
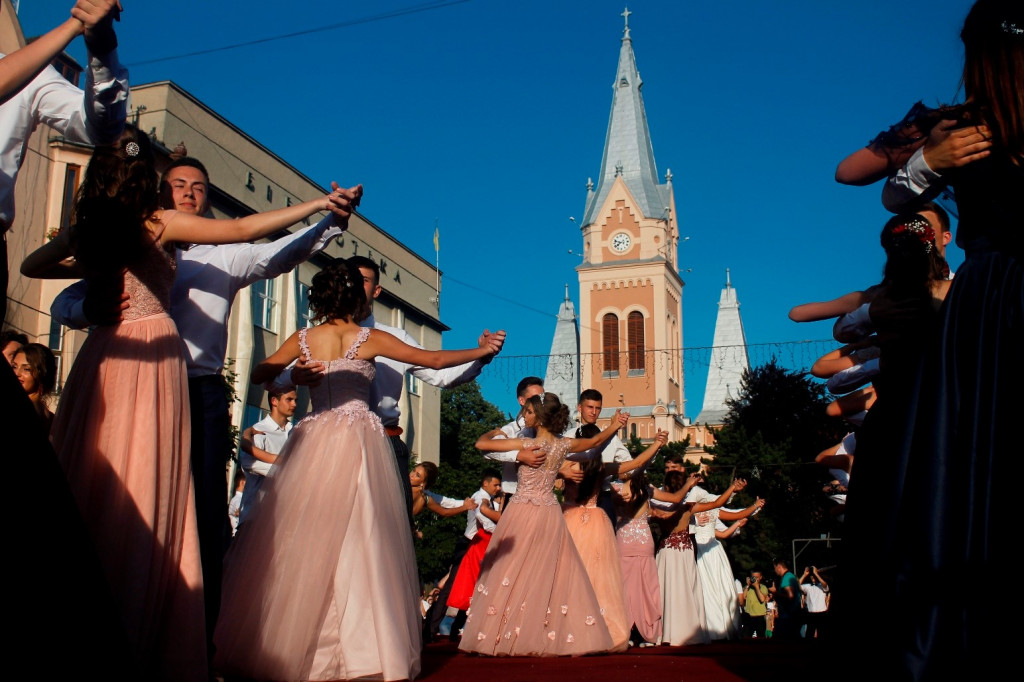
[610,232,632,253]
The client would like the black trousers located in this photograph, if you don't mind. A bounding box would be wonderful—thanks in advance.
[425,534,471,639]
[187,375,233,653]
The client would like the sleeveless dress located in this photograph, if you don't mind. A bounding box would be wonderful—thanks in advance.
[657,527,709,646]
[213,328,421,681]
[692,507,740,640]
[616,509,662,644]
[51,213,207,680]
[562,483,630,651]
[459,437,613,656]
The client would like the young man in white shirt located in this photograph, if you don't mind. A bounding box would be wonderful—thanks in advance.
[568,388,634,522]
[428,469,503,642]
[237,388,296,527]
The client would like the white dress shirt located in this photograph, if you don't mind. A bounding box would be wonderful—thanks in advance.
[0,49,128,227]
[241,415,292,478]
[464,487,497,540]
[485,417,531,494]
[360,314,487,427]
[425,490,462,509]
[51,215,342,377]
[881,147,945,211]
[239,414,292,525]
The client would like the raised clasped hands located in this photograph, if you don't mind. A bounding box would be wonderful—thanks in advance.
[754,497,766,510]
[72,0,122,31]
[731,477,748,492]
[653,429,668,446]
[325,183,363,230]
[613,409,629,427]
[478,329,506,356]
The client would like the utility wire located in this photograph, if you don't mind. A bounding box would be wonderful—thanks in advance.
[128,0,472,67]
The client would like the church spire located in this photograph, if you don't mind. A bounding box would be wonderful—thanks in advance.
[696,270,750,425]
[582,8,665,226]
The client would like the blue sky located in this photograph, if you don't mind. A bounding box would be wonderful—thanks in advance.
[20,0,972,419]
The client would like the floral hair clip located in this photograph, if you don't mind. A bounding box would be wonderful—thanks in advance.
[890,217,936,253]
[125,141,140,157]
[1002,21,1023,36]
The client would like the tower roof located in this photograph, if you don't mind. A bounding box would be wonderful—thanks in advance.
[696,269,750,425]
[582,9,669,226]
[544,285,581,411]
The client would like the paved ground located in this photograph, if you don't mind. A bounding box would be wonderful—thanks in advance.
[420,639,827,681]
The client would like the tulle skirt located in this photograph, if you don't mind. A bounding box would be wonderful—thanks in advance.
[563,504,630,651]
[657,533,709,646]
[619,541,662,644]
[695,539,740,640]
[459,499,613,656]
[52,313,207,680]
[214,408,421,681]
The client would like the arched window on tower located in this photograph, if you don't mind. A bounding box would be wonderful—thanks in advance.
[602,313,619,378]
[627,311,645,376]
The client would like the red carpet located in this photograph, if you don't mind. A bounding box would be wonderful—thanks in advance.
[420,640,825,681]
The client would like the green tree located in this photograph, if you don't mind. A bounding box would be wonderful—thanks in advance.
[703,358,845,577]
[413,382,509,583]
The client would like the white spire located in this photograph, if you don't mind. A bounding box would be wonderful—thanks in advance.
[696,270,749,425]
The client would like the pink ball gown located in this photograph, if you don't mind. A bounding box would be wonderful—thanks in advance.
[214,327,421,681]
[562,482,630,651]
[52,214,207,680]
[616,509,662,644]
[459,437,613,656]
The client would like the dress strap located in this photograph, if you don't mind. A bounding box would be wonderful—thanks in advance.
[343,326,372,360]
[298,328,313,362]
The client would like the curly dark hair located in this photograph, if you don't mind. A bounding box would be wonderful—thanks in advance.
[308,260,371,323]
[525,391,570,435]
[71,125,160,273]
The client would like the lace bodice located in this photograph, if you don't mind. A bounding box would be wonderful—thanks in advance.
[616,511,652,546]
[296,327,382,434]
[121,235,176,321]
[511,437,572,506]
[693,507,719,545]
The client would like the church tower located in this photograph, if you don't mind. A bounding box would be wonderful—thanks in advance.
[544,285,582,410]
[696,269,750,426]
[576,9,686,443]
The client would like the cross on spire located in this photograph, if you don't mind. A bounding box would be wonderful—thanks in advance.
[621,7,631,28]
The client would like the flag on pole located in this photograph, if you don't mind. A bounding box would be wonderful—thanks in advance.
[433,224,440,252]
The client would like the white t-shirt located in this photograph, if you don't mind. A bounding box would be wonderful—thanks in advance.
[801,583,828,613]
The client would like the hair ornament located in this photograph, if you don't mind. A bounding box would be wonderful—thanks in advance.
[1002,20,1023,36]
[889,216,935,253]
[124,141,140,157]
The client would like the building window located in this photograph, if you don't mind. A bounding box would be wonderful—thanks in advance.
[59,164,81,233]
[251,278,278,332]
[630,423,637,440]
[295,281,313,329]
[602,313,619,378]
[627,311,645,376]
[406,372,421,396]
